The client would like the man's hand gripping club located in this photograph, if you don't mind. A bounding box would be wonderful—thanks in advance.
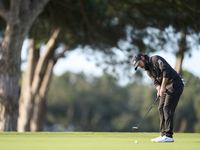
[156,78,168,97]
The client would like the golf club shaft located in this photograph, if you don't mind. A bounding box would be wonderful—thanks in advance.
[136,97,160,128]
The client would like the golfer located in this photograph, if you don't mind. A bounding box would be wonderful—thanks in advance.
[132,52,184,142]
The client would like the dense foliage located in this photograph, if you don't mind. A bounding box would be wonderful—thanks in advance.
[46,70,200,132]
[29,0,200,76]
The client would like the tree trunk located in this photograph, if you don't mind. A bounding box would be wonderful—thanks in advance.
[30,59,55,131]
[17,39,39,131]
[0,0,49,131]
[18,28,60,132]
[174,26,187,75]
[0,25,22,131]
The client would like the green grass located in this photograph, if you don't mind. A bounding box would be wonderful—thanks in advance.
[0,132,200,150]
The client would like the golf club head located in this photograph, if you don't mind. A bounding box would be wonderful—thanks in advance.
[132,126,138,131]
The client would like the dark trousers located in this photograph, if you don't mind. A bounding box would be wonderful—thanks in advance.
[158,81,184,138]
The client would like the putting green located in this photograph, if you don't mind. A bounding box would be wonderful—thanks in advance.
[0,132,199,150]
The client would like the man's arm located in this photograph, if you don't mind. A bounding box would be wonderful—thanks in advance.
[160,77,168,97]
[156,57,170,97]
[147,71,160,87]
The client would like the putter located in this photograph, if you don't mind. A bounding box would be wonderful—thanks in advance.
[132,96,160,131]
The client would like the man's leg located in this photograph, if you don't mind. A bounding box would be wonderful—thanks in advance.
[158,94,167,136]
[163,84,184,138]
[151,96,166,142]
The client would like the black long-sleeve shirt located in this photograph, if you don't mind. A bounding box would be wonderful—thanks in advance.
[146,55,182,88]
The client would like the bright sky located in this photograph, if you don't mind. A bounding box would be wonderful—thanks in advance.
[52,49,200,78]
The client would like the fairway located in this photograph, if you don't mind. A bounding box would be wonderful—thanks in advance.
[0,132,200,150]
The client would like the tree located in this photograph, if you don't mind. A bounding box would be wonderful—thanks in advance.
[110,0,200,75]
[19,0,200,131]
[0,0,49,131]
[46,72,132,131]
[18,0,130,131]
[18,28,61,131]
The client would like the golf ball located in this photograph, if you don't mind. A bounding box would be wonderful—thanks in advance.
[135,140,138,144]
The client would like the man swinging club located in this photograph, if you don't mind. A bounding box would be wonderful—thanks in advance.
[132,53,185,142]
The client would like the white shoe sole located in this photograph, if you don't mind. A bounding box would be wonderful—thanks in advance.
[156,140,174,142]
[156,136,174,142]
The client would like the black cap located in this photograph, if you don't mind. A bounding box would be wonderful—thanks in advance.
[132,53,143,70]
